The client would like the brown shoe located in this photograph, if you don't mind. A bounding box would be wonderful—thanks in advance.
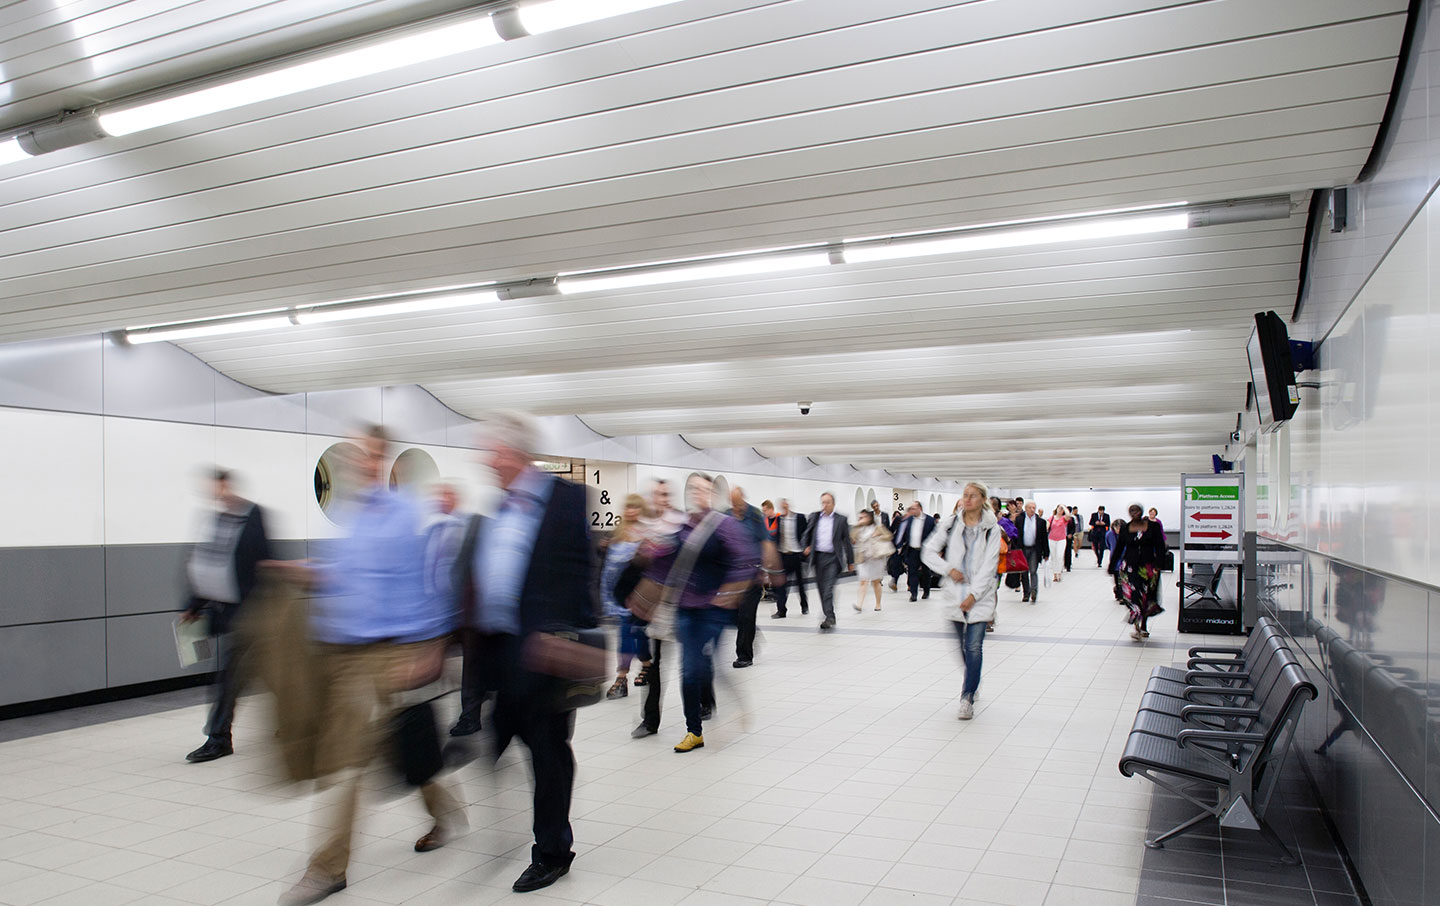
[279,873,346,906]
[415,824,449,853]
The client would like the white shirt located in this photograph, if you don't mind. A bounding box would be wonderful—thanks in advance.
[780,514,801,553]
[908,517,923,549]
[816,512,835,552]
[1022,515,1037,547]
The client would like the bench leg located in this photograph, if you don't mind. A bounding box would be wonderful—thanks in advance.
[1145,809,1214,850]
[1254,815,1300,865]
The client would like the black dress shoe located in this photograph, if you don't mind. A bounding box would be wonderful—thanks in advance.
[909,595,918,602]
[700,704,714,721]
[819,619,835,631]
[733,659,752,668]
[449,717,482,737]
[185,740,233,763]
[631,723,658,738]
[770,611,786,619]
[800,606,809,614]
[513,862,569,892]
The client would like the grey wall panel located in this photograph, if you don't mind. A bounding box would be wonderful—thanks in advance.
[0,547,104,627]
[106,612,210,687]
[0,620,107,706]
[0,336,103,414]
[216,373,308,432]
[105,544,190,616]
[381,384,451,445]
[102,340,216,424]
[270,540,308,561]
[305,387,382,437]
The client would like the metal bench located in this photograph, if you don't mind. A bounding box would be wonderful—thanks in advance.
[1119,629,1316,862]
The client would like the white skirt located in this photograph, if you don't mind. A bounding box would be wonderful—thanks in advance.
[856,559,886,582]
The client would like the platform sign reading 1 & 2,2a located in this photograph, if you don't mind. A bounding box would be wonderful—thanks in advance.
[1182,478,1242,546]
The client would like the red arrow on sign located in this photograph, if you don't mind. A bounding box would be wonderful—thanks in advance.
[1189,512,1231,521]
[1190,530,1233,540]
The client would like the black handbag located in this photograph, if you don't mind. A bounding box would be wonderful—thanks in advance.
[390,699,444,787]
[523,627,609,710]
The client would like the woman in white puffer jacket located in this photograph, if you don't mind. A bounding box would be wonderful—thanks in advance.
[922,481,1002,720]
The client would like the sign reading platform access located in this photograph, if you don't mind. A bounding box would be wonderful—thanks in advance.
[1182,480,1242,546]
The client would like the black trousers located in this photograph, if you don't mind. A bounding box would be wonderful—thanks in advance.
[478,633,577,868]
[735,585,763,661]
[204,631,247,743]
[456,628,486,729]
[1020,546,1044,600]
[776,551,809,615]
[902,547,929,598]
[641,638,664,731]
[1092,535,1105,565]
[813,552,840,621]
[1063,537,1073,571]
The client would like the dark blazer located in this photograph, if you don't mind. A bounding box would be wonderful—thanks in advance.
[452,476,598,639]
[803,511,854,565]
[186,502,271,634]
[892,514,936,550]
[1012,513,1052,559]
[868,508,891,533]
[1089,511,1111,540]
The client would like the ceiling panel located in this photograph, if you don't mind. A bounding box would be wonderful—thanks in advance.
[0,0,1409,484]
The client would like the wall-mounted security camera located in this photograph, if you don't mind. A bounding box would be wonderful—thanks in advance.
[798,401,813,415]
[1230,430,1243,444]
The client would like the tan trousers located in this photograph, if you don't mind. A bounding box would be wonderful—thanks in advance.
[308,642,461,880]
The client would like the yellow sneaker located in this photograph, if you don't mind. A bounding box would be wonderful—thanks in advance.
[673,733,705,753]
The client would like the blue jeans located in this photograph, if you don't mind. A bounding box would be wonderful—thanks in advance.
[678,607,729,735]
[953,619,986,700]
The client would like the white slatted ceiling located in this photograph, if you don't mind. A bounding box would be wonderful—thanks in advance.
[0,0,1409,484]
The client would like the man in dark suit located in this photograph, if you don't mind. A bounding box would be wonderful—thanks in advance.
[1012,501,1051,603]
[891,502,936,602]
[180,468,271,764]
[868,500,891,534]
[453,413,597,894]
[1089,506,1111,566]
[771,499,809,618]
[802,492,852,631]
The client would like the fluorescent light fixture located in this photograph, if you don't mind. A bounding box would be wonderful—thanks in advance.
[842,212,1190,265]
[559,251,830,294]
[294,290,497,324]
[0,137,27,166]
[99,18,501,137]
[517,0,685,35]
[126,316,292,344]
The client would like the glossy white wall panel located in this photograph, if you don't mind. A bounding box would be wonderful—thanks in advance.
[0,407,104,547]
[214,427,310,541]
[103,418,215,545]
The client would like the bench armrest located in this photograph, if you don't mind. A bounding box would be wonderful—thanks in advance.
[1177,728,1266,749]
[1186,657,1249,670]
[1182,684,1255,702]
[1185,668,1251,684]
[1181,704,1262,722]
[1187,645,1244,658]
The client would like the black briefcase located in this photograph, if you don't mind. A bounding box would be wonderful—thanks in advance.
[390,700,444,787]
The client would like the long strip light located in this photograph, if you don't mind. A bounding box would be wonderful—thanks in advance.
[99,18,502,137]
[294,289,497,324]
[558,250,831,294]
[120,196,1292,344]
[5,0,686,158]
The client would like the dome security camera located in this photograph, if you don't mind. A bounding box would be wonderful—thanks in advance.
[798,401,813,415]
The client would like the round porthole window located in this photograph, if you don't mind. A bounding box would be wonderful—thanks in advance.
[711,475,729,510]
[853,488,865,516]
[389,448,439,492]
[314,442,363,522]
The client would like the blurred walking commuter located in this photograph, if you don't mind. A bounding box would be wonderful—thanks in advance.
[1048,507,1070,583]
[1012,501,1050,603]
[729,486,772,668]
[892,502,936,601]
[640,473,758,752]
[450,413,598,893]
[1089,506,1111,566]
[850,510,894,612]
[771,499,809,618]
[602,494,648,699]
[1116,504,1167,640]
[277,426,462,906]
[181,468,272,764]
[802,492,853,631]
[924,482,1002,720]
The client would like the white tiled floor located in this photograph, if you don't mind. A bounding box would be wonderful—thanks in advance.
[0,564,1226,906]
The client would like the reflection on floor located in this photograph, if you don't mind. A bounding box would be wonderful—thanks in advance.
[0,565,1358,906]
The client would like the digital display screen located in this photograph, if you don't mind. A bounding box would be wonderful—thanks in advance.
[1247,327,1273,425]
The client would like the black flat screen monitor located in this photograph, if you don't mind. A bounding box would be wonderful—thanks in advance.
[1247,311,1299,430]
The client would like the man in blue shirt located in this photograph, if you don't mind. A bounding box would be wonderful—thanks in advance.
[279,425,462,906]
[451,412,597,894]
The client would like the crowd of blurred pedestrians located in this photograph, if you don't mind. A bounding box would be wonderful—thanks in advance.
[176,420,1172,904]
